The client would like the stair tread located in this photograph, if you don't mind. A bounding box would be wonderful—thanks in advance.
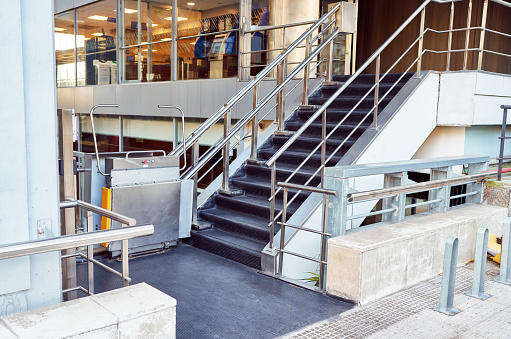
[215,193,301,214]
[191,228,266,254]
[257,147,344,160]
[200,206,270,229]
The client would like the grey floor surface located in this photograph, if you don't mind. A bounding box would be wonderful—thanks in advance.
[78,243,353,339]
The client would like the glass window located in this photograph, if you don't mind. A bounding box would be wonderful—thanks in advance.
[77,0,117,86]
[55,11,76,87]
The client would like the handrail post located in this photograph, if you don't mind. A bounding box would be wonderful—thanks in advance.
[466,227,491,299]
[87,211,94,295]
[417,7,426,77]
[319,194,330,290]
[303,35,310,105]
[498,106,508,181]
[463,0,472,70]
[327,24,335,81]
[278,187,288,277]
[446,1,454,71]
[121,223,129,287]
[118,116,124,152]
[269,163,277,248]
[478,0,489,71]
[251,84,260,160]
[495,217,511,285]
[382,172,406,223]
[373,54,380,130]
[276,62,285,131]
[433,236,461,315]
[321,104,327,187]
[221,106,231,192]
[430,166,453,213]
[191,141,200,224]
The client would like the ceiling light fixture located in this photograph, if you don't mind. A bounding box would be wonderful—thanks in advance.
[142,49,157,52]
[54,27,66,31]
[163,17,188,21]
[88,15,108,21]
[161,38,172,41]
[152,23,158,27]
[91,32,104,36]
[187,2,195,5]
[113,9,138,13]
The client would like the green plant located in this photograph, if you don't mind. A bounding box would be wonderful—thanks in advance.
[300,272,320,287]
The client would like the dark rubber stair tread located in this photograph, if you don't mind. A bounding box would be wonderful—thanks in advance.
[215,193,300,216]
[257,147,344,162]
[200,206,271,232]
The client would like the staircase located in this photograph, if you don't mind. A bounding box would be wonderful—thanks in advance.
[185,73,413,270]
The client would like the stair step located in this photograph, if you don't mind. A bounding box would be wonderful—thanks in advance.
[214,193,300,224]
[199,206,274,242]
[184,228,266,269]
[331,72,412,84]
[257,147,343,168]
[296,107,374,123]
[230,175,311,202]
[285,121,370,137]
[271,134,356,153]
[308,95,393,110]
[245,163,320,186]
[320,81,405,97]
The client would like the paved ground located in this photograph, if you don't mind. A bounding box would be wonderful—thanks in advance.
[281,261,511,338]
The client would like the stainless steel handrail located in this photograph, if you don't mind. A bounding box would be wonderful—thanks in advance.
[277,182,338,196]
[60,200,136,226]
[169,2,341,159]
[89,104,119,176]
[264,0,432,168]
[244,20,317,34]
[347,172,497,203]
[0,225,154,260]
[181,30,339,181]
[158,105,187,170]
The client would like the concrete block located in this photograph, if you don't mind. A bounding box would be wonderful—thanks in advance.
[91,283,176,339]
[1,297,118,339]
[326,204,507,305]
[0,320,17,338]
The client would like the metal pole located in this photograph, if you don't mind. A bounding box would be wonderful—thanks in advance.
[191,141,200,224]
[417,7,426,77]
[171,0,178,81]
[327,26,334,81]
[303,35,310,105]
[466,227,490,299]
[321,105,327,187]
[319,194,329,290]
[478,0,488,71]
[498,107,508,181]
[276,62,284,131]
[222,107,231,192]
[278,187,288,276]
[121,223,129,287]
[373,54,380,129]
[433,236,461,315]
[137,0,142,82]
[118,116,124,152]
[495,217,511,285]
[87,211,94,295]
[173,117,178,150]
[447,2,454,71]
[463,0,473,70]
[269,163,276,248]
[251,84,259,160]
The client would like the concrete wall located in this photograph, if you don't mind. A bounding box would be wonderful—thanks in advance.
[326,204,507,305]
[0,0,62,315]
[0,283,176,339]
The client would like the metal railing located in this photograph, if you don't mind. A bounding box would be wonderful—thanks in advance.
[0,200,153,298]
[498,105,511,181]
[276,182,337,291]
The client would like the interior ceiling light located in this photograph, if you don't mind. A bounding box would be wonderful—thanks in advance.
[190,42,196,45]
[152,23,158,27]
[91,32,104,36]
[88,15,108,21]
[113,9,138,13]
[142,49,157,52]
[161,38,172,41]
[54,27,66,31]
[163,17,188,21]
[187,2,195,5]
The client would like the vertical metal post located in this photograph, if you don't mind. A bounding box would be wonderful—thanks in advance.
[325,175,349,237]
[382,172,406,223]
[191,141,200,224]
[251,84,259,160]
[137,0,142,82]
[121,223,129,287]
[171,0,178,81]
[478,0,488,71]
[239,0,252,81]
[433,236,461,315]
[498,106,508,181]
[302,35,310,105]
[222,106,231,192]
[173,117,179,151]
[118,116,124,152]
[327,27,334,81]
[495,217,511,285]
[77,116,82,152]
[321,106,327,188]
[319,194,330,291]
[466,228,491,299]
[463,0,473,70]
[278,187,288,277]
[467,161,488,203]
[417,7,426,77]
[373,54,380,130]
[431,167,452,213]
[269,163,276,248]
[276,62,284,131]
[447,2,454,71]
[87,211,94,295]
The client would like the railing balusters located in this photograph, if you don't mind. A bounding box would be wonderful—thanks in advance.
[478,0,489,71]
[417,7,426,77]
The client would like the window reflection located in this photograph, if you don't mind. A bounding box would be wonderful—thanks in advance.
[55,11,76,87]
